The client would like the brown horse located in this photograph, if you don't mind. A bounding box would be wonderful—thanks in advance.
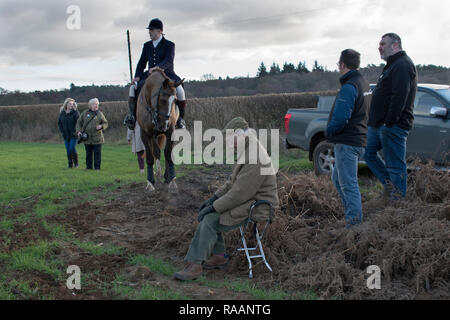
[136,67,183,192]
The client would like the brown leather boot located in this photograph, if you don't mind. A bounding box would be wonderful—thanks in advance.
[173,262,203,281]
[203,254,229,270]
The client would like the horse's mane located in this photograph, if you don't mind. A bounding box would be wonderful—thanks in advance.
[140,68,174,111]
[149,67,170,81]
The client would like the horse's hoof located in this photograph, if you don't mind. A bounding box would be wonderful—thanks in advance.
[146,181,155,192]
[168,180,178,194]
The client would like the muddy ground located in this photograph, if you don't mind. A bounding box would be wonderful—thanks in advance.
[4,163,449,300]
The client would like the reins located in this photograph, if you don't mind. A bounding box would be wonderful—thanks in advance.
[144,82,174,131]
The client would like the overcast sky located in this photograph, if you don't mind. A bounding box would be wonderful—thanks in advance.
[0,0,449,92]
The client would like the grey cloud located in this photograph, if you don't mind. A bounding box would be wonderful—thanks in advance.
[441,21,450,40]
[116,0,326,39]
[0,0,356,67]
[1,0,447,76]
[0,0,136,64]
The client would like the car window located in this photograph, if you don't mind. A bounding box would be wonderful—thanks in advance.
[317,96,336,111]
[414,91,444,116]
[436,88,450,102]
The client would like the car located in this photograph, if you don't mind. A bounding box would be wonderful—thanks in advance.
[284,84,450,175]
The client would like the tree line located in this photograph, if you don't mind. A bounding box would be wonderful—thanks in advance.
[0,64,448,106]
[256,60,326,77]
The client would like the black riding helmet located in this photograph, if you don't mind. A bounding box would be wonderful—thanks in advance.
[147,18,163,30]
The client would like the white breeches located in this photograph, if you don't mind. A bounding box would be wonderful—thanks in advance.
[129,82,185,101]
[176,85,185,101]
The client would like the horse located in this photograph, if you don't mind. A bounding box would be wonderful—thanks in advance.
[136,67,183,193]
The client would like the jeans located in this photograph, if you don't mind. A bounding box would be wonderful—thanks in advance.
[332,144,365,228]
[185,212,246,264]
[364,125,409,198]
[64,139,77,156]
[85,144,102,170]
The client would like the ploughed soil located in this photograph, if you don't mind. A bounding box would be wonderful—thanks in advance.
[3,163,449,300]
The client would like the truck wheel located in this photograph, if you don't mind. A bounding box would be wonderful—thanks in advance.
[313,140,335,176]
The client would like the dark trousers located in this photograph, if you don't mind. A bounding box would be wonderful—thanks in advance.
[185,212,246,265]
[85,144,102,170]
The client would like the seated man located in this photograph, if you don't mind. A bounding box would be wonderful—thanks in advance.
[124,18,186,130]
[173,117,279,281]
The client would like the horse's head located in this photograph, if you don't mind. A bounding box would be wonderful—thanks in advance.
[146,70,183,132]
[153,78,177,132]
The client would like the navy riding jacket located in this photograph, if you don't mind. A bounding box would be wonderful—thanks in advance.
[134,37,181,82]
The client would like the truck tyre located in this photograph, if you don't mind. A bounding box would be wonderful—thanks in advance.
[313,140,335,176]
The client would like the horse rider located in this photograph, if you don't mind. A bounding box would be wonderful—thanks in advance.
[124,18,187,130]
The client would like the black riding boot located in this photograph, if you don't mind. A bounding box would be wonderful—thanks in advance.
[176,100,186,129]
[124,96,137,130]
[73,152,79,168]
[67,153,73,168]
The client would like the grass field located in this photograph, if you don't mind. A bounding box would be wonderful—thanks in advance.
[0,141,312,300]
[0,141,310,205]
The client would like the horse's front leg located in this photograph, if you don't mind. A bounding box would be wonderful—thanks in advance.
[164,130,178,193]
[153,136,163,182]
[145,141,155,192]
[141,129,155,191]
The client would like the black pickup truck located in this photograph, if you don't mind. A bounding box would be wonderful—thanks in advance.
[285,84,450,175]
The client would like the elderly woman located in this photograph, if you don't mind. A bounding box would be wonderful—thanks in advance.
[127,122,145,173]
[76,98,109,170]
[58,98,80,168]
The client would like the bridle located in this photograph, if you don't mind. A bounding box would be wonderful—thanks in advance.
[145,84,175,131]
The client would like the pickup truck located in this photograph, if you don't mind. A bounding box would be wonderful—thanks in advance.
[285,84,450,175]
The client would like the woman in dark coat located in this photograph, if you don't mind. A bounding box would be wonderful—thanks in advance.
[58,98,80,168]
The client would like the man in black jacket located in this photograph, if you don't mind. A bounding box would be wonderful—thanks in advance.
[124,18,187,130]
[364,33,417,199]
[325,49,371,228]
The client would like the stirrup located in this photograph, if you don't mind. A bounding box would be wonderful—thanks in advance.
[176,118,186,129]
[123,113,136,130]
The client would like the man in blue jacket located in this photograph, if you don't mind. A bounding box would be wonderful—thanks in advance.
[325,49,371,228]
[124,18,187,130]
[364,33,417,199]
